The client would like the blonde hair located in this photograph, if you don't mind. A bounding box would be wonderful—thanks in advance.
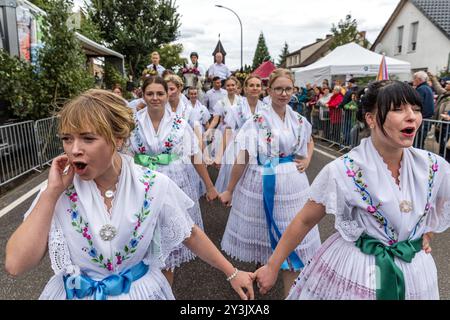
[244,74,262,87]
[268,68,294,88]
[151,51,160,57]
[164,74,184,89]
[58,89,135,151]
[225,76,239,86]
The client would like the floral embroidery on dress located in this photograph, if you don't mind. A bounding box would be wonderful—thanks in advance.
[253,112,305,158]
[65,170,157,271]
[343,155,398,244]
[133,114,184,155]
[409,152,438,239]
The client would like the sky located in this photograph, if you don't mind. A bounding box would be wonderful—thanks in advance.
[75,0,401,71]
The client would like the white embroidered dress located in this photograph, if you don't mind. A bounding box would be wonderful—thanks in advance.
[215,98,265,193]
[30,155,195,300]
[188,100,210,134]
[129,108,204,269]
[287,137,450,300]
[221,104,321,270]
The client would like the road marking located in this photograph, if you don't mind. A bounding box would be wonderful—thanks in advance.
[0,180,47,219]
[314,147,338,160]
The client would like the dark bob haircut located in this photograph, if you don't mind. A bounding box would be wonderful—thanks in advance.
[360,80,423,135]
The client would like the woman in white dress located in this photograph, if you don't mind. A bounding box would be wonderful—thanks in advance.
[255,80,447,300]
[165,74,191,119]
[128,77,219,285]
[5,89,255,300]
[206,76,243,167]
[186,86,210,144]
[219,69,322,297]
[215,75,265,193]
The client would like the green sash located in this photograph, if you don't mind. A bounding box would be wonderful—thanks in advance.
[355,234,422,300]
[134,153,179,170]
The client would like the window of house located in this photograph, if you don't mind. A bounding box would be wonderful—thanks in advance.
[396,26,404,54]
[409,22,418,52]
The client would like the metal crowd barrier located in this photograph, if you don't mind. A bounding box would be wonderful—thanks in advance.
[0,116,62,187]
[310,107,449,161]
[0,121,40,186]
[35,116,63,166]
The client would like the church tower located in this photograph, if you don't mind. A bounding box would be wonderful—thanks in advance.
[212,36,227,64]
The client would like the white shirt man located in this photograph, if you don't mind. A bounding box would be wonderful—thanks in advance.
[207,52,231,81]
[204,77,227,113]
[146,52,166,77]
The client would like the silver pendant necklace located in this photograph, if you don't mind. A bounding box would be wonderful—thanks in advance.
[104,190,115,198]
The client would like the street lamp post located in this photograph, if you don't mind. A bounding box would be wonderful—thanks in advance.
[215,4,243,71]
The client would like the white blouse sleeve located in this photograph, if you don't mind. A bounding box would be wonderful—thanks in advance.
[309,162,365,242]
[174,124,200,157]
[146,178,195,266]
[24,190,76,275]
[294,116,312,158]
[212,100,224,117]
[235,118,259,159]
[424,159,450,233]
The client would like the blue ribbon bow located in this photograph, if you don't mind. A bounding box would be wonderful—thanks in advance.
[64,261,149,300]
[258,154,304,271]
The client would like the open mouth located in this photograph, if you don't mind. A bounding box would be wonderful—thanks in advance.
[72,161,88,174]
[401,127,415,135]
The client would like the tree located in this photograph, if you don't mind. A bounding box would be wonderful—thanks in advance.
[77,11,104,44]
[0,0,93,120]
[330,14,370,50]
[277,42,289,68]
[158,43,187,72]
[87,0,181,79]
[252,32,272,70]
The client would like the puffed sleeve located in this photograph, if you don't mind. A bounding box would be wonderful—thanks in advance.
[145,178,195,268]
[309,161,366,242]
[212,100,224,117]
[293,115,312,158]
[423,159,450,233]
[173,122,200,157]
[235,117,259,160]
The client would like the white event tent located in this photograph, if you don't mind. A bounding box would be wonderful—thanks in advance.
[294,43,411,86]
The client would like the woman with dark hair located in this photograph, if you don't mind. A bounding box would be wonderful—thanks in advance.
[255,80,449,300]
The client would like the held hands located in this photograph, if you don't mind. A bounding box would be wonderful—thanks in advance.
[253,264,278,295]
[219,191,232,207]
[205,186,219,202]
[46,155,75,197]
[228,269,256,300]
[422,232,433,254]
[294,158,310,173]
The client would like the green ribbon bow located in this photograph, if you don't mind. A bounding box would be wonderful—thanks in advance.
[134,153,179,170]
[355,234,423,300]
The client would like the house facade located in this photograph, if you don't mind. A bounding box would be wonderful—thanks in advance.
[372,0,450,74]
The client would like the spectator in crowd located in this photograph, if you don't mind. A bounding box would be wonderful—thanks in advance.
[146,51,166,77]
[112,85,123,98]
[340,79,359,146]
[207,52,231,84]
[413,71,435,148]
[204,76,227,114]
[306,86,323,134]
[326,86,344,132]
[428,72,450,161]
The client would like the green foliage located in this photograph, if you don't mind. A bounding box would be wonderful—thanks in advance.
[28,0,50,11]
[158,43,187,72]
[330,14,370,50]
[0,50,38,120]
[87,0,181,78]
[0,0,94,121]
[104,63,126,90]
[252,32,272,70]
[277,42,289,68]
[77,11,104,43]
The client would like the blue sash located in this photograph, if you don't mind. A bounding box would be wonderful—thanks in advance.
[64,261,149,300]
[258,155,304,271]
